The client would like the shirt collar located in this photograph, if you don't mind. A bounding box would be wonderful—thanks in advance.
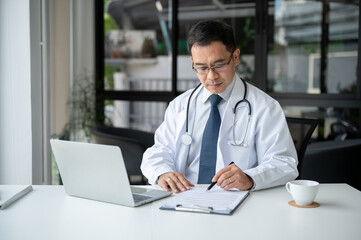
[201,75,236,104]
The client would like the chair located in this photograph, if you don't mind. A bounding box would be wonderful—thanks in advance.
[286,117,319,178]
[91,126,154,184]
[302,139,361,191]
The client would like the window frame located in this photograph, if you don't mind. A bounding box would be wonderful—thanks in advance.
[94,0,361,128]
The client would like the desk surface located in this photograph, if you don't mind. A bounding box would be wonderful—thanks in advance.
[1,184,360,240]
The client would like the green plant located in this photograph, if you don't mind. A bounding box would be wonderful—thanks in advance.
[235,17,255,82]
[69,70,113,142]
[103,0,118,38]
[70,70,96,141]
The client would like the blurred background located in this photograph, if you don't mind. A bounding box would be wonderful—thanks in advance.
[1,0,360,189]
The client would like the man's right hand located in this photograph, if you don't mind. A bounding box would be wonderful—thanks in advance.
[158,172,194,193]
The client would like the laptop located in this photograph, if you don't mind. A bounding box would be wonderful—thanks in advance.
[50,139,172,207]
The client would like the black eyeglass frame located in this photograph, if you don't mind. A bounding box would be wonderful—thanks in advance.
[192,50,235,75]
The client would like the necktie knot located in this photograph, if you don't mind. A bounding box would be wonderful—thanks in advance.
[209,94,222,107]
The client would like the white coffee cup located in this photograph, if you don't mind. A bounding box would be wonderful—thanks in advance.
[286,180,319,206]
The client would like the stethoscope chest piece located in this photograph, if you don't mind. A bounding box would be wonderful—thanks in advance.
[181,133,192,145]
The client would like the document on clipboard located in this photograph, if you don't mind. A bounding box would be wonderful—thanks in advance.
[160,187,249,215]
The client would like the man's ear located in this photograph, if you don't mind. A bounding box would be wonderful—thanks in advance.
[190,55,193,62]
[234,48,241,65]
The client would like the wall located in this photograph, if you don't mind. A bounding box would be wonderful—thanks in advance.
[0,0,32,184]
[49,0,71,136]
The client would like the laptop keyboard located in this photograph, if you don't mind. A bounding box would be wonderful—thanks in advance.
[133,194,153,203]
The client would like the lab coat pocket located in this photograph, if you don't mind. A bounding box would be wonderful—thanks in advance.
[220,139,252,170]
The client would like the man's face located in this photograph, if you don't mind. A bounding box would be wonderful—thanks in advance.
[190,41,240,94]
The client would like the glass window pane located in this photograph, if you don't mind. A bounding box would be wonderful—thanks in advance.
[283,106,360,141]
[269,0,322,93]
[268,0,358,94]
[327,2,358,94]
[177,0,256,91]
[105,100,167,132]
[104,0,172,91]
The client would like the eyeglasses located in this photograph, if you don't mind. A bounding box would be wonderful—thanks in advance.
[192,51,234,75]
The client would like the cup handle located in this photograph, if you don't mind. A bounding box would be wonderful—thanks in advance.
[285,182,291,194]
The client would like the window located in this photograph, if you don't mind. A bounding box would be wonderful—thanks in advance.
[95,0,361,137]
[104,0,172,92]
[177,1,256,91]
[266,0,361,140]
[97,0,175,130]
[96,0,257,132]
[268,0,358,94]
[283,106,360,140]
[106,100,167,131]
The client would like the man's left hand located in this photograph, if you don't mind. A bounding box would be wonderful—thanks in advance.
[212,164,254,191]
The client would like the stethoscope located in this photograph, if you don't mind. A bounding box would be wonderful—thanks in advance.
[181,78,252,147]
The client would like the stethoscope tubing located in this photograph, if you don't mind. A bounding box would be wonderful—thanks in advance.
[183,78,251,146]
[185,83,202,133]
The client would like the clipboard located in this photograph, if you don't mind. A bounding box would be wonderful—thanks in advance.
[160,187,249,215]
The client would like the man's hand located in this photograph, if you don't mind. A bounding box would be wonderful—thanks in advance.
[212,164,254,191]
[158,172,194,193]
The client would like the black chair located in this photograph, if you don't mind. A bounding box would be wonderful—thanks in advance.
[286,117,319,178]
[302,139,361,191]
[91,126,154,184]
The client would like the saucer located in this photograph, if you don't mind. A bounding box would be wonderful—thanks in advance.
[288,200,320,208]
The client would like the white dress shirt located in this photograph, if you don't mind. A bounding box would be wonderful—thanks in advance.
[185,77,236,182]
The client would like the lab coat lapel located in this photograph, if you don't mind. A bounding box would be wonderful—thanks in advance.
[219,76,246,142]
[217,77,245,169]
[174,86,201,172]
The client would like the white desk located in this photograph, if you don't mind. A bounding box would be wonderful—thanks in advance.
[1,184,360,240]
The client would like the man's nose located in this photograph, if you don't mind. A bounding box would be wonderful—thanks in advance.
[207,68,219,80]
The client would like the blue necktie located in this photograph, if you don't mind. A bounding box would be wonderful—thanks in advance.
[198,94,222,184]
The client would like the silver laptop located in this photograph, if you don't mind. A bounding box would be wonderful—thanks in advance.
[50,139,172,207]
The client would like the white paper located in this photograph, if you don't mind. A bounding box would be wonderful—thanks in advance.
[161,186,249,213]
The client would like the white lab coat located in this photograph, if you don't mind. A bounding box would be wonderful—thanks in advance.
[141,75,298,190]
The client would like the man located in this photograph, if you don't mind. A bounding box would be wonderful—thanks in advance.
[141,20,298,193]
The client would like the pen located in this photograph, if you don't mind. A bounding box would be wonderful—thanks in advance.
[206,161,234,191]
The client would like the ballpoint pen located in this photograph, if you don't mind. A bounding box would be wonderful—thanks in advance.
[206,161,234,191]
